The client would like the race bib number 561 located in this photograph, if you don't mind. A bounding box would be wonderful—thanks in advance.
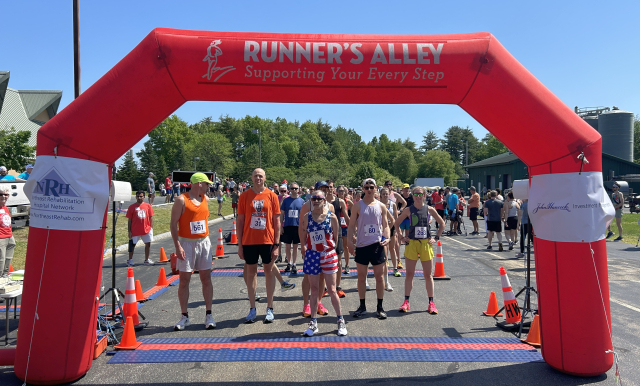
[190,220,206,234]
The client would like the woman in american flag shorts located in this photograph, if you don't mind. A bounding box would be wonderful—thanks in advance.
[298,190,347,337]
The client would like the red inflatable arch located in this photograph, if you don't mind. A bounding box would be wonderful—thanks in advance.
[13,29,612,383]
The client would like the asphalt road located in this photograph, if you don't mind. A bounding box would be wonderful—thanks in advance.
[1,217,638,385]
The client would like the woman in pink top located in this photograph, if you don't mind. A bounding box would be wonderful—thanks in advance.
[0,186,15,276]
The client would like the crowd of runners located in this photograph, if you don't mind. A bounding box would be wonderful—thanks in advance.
[124,168,539,337]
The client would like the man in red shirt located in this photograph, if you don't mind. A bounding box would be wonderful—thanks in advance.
[126,191,155,266]
[431,188,445,231]
[165,174,172,203]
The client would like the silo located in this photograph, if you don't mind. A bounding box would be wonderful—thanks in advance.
[599,108,634,162]
[582,115,598,131]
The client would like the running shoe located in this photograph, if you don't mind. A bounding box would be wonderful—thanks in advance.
[204,314,216,329]
[337,289,346,298]
[284,263,291,273]
[606,231,614,239]
[174,315,191,331]
[397,261,403,269]
[317,302,329,316]
[275,255,283,263]
[322,289,328,297]
[515,252,525,258]
[264,307,275,323]
[376,308,388,319]
[245,308,257,323]
[483,234,488,238]
[365,281,371,291]
[337,319,348,336]
[508,242,514,251]
[353,305,367,318]
[127,259,134,267]
[291,265,298,275]
[343,266,350,275]
[614,236,623,241]
[498,243,504,252]
[393,268,401,277]
[487,245,492,250]
[399,300,410,312]
[303,304,311,317]
[143,259,155,266]
[385,282,394,292]
[427,301,439,315]
[303,321,318,337]
[281,281,296,290]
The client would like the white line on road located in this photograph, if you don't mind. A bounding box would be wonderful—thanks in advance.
[444,235,507,260]
[610,298,640,313]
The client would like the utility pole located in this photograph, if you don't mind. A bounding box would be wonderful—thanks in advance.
[252,129,261,168]
[73,0,81,99]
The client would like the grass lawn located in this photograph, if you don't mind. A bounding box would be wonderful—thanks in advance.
[10,198,236,270]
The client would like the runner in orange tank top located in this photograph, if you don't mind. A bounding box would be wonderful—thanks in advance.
[170,172,216,331]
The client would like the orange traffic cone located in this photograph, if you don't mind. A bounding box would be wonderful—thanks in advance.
[500,266,521,324]
[482,291,503,317]
[135,280,147,302]
[228,221,238,245]
[155,267,169,286]
[433,241,450,280]
[157,247,169,264]
[170,253,179,275]
[8,263,13,273]
[215,228,227,258]
[114,316,142,350]
[521,314,541,347]
[123,268,140,325]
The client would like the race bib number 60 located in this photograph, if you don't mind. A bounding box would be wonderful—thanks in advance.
[190,220,206,234]
[364,224,380,237]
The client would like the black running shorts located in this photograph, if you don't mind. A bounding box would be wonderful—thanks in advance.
[354,242,387,266]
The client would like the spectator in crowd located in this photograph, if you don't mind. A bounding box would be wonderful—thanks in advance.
[147,172,156,205]
[172,181,180,202]
[231,187,240,218]
[484,190,505,251]
[516,198,531,258]
[0,167,16,181]
[0,186,15,277]
[468,186,481,235]
[126,191,155,266]
[228,177,236,197]
[17,164,33,180]
[216,185,224,216]
[165,174,172,203]
[447,188,460,235]
[606,183,624,241]
[159,182,165,197]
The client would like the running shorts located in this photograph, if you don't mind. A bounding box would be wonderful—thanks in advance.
[469,207,478,221]
[177,237,212,272]
[303,249,339,275]
[487,220,502,233]
[404,239,434,262]
[354,242,386,266]
[505,216,518,230]
[280,226,300,244]
[242,244,275,265]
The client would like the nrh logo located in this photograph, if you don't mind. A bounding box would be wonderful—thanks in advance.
[202,40,236,82]
[33,168,80,197]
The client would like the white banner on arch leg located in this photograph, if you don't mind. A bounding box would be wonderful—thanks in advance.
[528,172,615,243]
[24,156,110,231]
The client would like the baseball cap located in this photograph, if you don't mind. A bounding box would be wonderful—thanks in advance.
[613,183,619,188]
[0,166,6,172]
[26,164,33,170]
[402,183,410,189]
[190,172,213,184]
[362,178,376,186]
[280,184,288,190]
[315,180,328,189]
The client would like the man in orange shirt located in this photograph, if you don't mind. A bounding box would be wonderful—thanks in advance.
[468,186,481,235]
[126,191,155,267]
[170,173,215,331]
[237,168,281,323]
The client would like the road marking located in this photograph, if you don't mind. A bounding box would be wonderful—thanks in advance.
[444,236,506,260]
[610,298,640,313]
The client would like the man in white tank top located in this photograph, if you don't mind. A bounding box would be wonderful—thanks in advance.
[347,178,391,319]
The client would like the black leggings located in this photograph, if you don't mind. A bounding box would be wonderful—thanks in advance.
[520,223,532,253]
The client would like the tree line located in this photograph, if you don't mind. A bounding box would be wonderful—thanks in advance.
[115,114,514,190]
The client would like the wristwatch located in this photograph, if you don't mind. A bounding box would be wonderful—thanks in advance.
[434,236,439,240]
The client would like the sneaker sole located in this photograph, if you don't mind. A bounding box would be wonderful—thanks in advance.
[337,331,348,336]
[399,308,409,313]
[377,313,388,319]
[264,319,274,324]
[245,318,256,324]
[205,324,216,330]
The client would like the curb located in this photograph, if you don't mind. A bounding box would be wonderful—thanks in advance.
[104,214,235,257]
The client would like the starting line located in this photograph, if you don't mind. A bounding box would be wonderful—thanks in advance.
[108,336,542,364]
[210,269,423,277]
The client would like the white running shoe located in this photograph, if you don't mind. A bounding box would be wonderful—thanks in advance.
[174,315,190,331]
[365,280,371,291]
[303,321,318,337]
[385,282,394,292]
[127,259,134,267]
[143,259,155,266]
[204,314,216,329]
[337,319,348,336]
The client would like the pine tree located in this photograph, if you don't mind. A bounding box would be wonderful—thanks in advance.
[116,150,141,190]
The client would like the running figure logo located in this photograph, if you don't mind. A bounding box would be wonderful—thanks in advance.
[202,40,235,82]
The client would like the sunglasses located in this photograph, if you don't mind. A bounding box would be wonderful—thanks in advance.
[413,193,424,197]
[0,194,8,197]
[290,187,299,190]
[311,196,325,201]
[280,190,287,193]
[363,186,376,190]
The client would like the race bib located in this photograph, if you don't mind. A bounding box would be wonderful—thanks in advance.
[250,217,267,230]
[415,226,428,239]
[190,220,206,235]
[340,216,346,226]
[309,230,326,244]
[364,224,380,237]
[137,209,146,219]
[1,214,11,227]
[288,209,299,218]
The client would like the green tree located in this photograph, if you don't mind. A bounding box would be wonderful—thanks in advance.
[392,148,418,183]
[184,132,234,176]
[0,128,35,171]
[439,126,480,166]
[264,166,296,187]
[417,150,458,185]
[478,133,509,160]
[420,130,440,153]
[147,115,190,170]
[116,150,143,189]
[351,162,378,187]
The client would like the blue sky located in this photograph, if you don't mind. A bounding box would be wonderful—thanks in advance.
[3,1,639,165]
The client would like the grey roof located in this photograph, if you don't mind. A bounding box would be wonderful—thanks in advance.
[0,72,62,147]
[466,152,519,168]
